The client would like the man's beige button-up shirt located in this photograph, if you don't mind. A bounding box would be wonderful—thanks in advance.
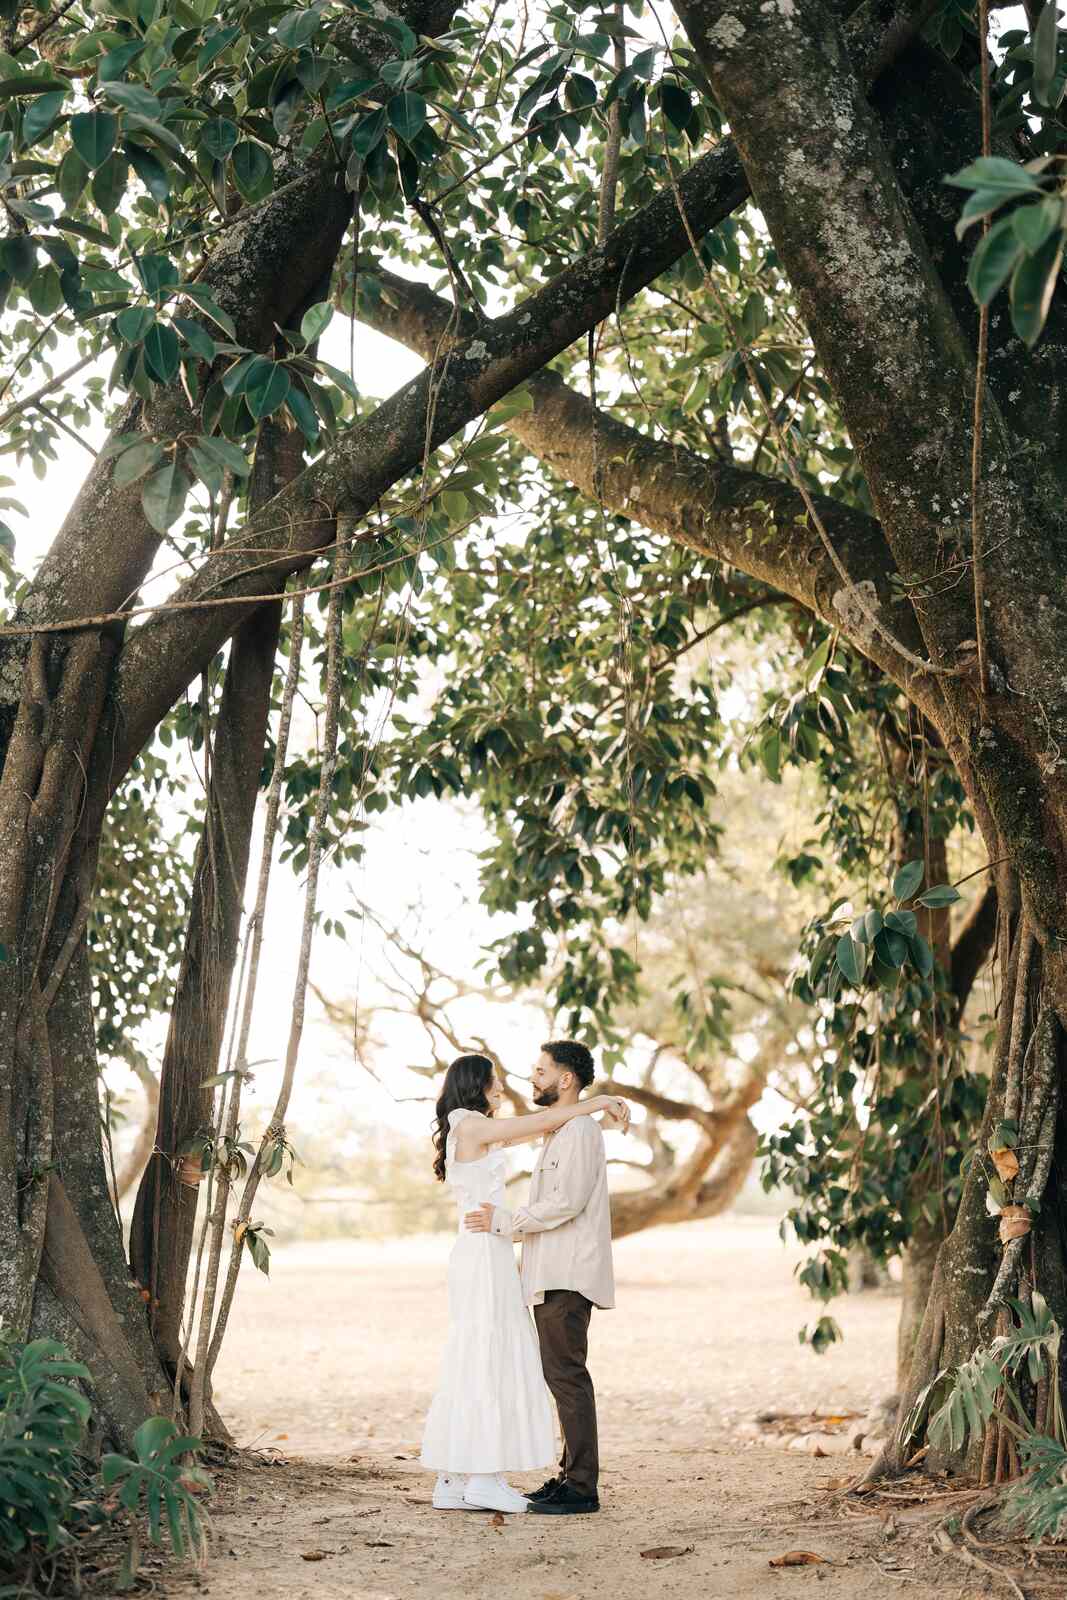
[491,1115,615,1310]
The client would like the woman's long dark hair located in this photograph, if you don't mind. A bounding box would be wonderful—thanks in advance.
[432,1054,495,1182]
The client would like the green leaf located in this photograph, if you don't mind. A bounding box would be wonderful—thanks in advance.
[884,908,917,937]
[1033,0,1062,107]
[312,358,359,400]
[200,116,238,162]
[299,299,332,345]
[909,932,934,978]
[874,928,909,969]
[197,23,241,72]
[142,462,190,532]
[115,305,156,343]
[91,151,128,215]
[53,215,113,247]
[221,354,256,396]
[1,235,36,284]
[967,213,1024,306]
[100,80,161,119]
[285,382,319,443]
[124,112,184,153]
[628,86,647,145]
[892,859,924,902]
[0,75,68,98]
[70,110,117,170]
[917,883,962,908]
[1011,196,1062,255]
[171,315,215,361]
[1010,230,1064,347]
[271,78,303,137]
[351,107,387,157]
[244,358,291,420]
[57,145,89,207]
[188,445,224,496]
[28,263,62,314]
[113,438,164,488]
[660,80,693,131]
[231,140,271,200]
[176,281,236,336]
[946,156,1044,195]
[835,932,863,985]
[136,254,180,299]
[143,321,180,384]
[193,434,251,476]
[275,6,324,48]
[387,91,427,143]
[134,1415,177,1463]
[489,386,534,423]
[98,39,145,81]
[953,187,1004,240]
[126,141,170,204]
[23,90,65,145]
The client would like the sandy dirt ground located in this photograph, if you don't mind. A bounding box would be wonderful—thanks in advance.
[166,1218,983,1600]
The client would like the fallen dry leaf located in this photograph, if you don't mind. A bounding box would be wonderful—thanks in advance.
[300,1550,330,1562]
[990,1146,1020,1182]
[639,1545,694,1560]
[769,1552,828,1568]
[365,1540,394,1548]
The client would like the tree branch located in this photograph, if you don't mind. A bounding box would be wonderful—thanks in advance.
[358,266,936,702]
[82,0,952,805]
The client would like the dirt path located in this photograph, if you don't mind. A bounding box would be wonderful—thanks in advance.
[168,1219,976,1599]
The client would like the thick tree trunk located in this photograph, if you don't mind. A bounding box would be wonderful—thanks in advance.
[872,901,1067,1476]
[673,0,1067,1471]
[896,1215,942,1388]
[129,420,303,1386]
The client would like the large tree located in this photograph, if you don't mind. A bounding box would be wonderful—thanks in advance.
[0,0,1064,1475]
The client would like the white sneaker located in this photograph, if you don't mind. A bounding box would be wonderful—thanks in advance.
[463,1473,529,1514]
[432,1472,475,1510]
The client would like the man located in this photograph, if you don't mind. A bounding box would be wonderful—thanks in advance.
[465,1039,617,1515]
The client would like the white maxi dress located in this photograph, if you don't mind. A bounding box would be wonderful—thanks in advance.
[420,1108,557,1473]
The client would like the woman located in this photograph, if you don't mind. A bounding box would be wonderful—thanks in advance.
[420,1053,629,1515]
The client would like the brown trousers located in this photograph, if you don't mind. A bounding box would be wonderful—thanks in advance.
[534,1289,598,1498]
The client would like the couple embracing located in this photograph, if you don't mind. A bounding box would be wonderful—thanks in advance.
[420,1041,630,1516]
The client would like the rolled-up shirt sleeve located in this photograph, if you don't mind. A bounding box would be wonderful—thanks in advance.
[491,1122,598,1239]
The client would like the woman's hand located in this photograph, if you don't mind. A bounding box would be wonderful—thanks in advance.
[465,1203,495,1232]
[594,1094,630,1131]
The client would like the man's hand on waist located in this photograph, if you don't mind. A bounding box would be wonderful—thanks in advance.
[464,1203,495,1232]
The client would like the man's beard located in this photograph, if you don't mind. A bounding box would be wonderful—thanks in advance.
[533,1085,559,1108]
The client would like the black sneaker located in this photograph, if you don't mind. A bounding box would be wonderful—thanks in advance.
[525,1476,563,1503]
[528,1482,600,1515]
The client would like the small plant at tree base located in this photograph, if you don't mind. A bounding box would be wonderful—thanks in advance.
[899,1294,1065,1467]
[1001,1435,1067,1542]
[0,1325,211,1591]
[102,1416,212,1589]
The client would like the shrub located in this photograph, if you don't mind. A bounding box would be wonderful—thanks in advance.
[0,1324,212,1592]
